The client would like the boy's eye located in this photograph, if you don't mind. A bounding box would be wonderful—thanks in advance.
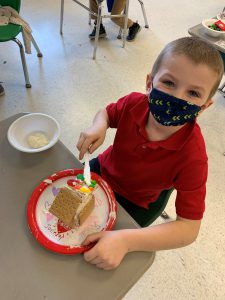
[162,80,174,87]
[189,90,200,97]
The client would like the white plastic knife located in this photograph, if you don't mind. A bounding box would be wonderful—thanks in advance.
[83,152,91,186]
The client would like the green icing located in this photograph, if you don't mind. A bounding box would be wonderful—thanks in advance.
[77,174,84,181]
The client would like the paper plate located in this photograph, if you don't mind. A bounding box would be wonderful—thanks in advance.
[27,169,117,254]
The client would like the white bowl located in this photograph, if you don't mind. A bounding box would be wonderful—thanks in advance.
[7,113,61,153]
[202,18,225,38]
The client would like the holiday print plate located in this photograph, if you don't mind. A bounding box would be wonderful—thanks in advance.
[27,169,117,254]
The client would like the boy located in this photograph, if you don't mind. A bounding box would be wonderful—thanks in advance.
[89,0,140,41]
[76,37,224,270]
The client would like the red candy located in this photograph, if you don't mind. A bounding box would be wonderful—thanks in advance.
[67,179,76,187]
[215,20,225,31]
[67,179,75,186]
[73,185,82,190]
[67,179,82,187]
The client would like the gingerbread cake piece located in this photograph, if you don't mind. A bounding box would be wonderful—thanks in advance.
[49,186,95,228]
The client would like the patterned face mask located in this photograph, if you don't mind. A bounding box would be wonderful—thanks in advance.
[148,87,201,126]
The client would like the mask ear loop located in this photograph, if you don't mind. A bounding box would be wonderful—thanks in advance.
[151,76,154,89]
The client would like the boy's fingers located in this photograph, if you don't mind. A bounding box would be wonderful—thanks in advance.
[79,148,86,160]
[89,139,102,154]
[82,232,102,245]
[83,235,102,262]
[79,137,100,159]
[96,263,111,270]
[79,140,92,160]
[83,248,97,262]
[77,132,102,159]
[87,257,102,265]
[76,134,85,151]
[77,135,91,160]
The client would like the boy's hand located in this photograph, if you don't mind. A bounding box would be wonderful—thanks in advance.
[76,109,109,160]
[76,126,106,160]
[82,231,129,270]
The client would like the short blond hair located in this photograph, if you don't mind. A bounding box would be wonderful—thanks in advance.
[151,37,224,99]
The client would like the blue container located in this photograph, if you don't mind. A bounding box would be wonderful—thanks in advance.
[107,0,114,12]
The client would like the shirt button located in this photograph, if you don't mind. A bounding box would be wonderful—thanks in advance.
[142,145,147,149]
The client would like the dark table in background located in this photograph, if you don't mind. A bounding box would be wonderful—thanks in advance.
[0,113,155,300]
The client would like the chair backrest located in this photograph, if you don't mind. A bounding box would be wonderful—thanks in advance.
[0,0,21,12]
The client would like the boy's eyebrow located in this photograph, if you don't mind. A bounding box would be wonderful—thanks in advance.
[160,73,177,81]
[160,73,205,93]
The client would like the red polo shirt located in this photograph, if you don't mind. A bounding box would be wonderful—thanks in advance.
[98,92,208,220]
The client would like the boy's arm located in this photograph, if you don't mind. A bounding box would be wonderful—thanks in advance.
[123,216,201,251]
[82,217,201,270]
[76,109,109,160]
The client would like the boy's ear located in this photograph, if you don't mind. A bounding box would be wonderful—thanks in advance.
[146,73,152,93]
[199,98,214,115]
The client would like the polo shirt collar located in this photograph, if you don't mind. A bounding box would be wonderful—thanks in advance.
[130,94,196,151]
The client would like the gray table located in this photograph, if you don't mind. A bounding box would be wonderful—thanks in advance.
[0,113,155,300]
[188,23,225,95]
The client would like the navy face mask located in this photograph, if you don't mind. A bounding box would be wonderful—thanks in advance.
[148,87,202,126]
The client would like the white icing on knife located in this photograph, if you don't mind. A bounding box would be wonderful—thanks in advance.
[83,152,91,186]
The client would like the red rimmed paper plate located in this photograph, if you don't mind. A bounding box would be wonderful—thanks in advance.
[27,169,117,255]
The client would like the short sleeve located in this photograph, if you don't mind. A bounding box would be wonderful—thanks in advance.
[106,93,145,128]
[106,95,129,128]
[174,159,208,220]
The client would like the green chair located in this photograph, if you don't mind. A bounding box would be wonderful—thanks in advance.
[117,188,174,227]
[0,0,43,87]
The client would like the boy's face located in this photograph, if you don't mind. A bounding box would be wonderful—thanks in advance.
[147,53,217,112]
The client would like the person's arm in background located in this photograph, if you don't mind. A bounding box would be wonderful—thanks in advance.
[76,109,109,160]
[82,217,201,270]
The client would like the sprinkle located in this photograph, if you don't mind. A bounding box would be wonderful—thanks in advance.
[73,185,82,190]
[75,179,82,183]
[80,187,91,193]
[67,179,76,187]
[77,174,84,181]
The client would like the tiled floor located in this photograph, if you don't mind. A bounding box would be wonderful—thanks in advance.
[0,0,225,299]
